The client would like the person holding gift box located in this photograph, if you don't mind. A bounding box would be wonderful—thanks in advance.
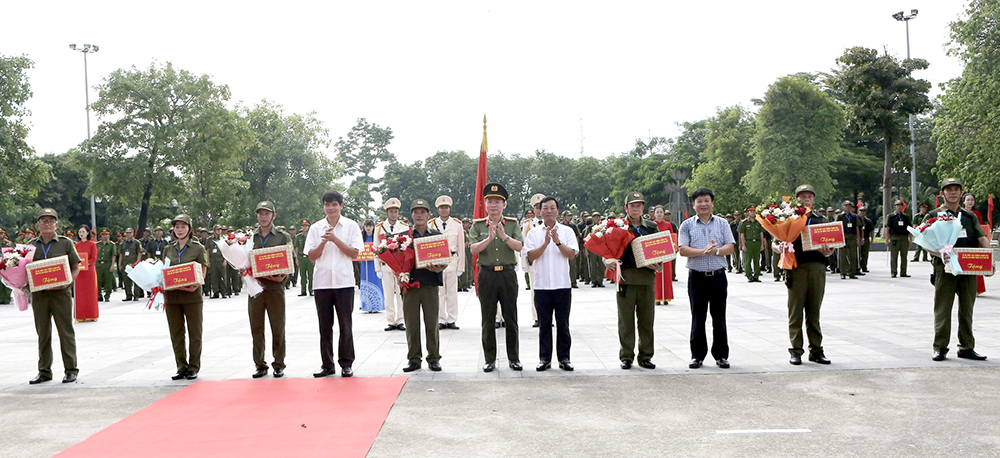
[401,199,446,373]
[929,178,993,362]
[248,201,291,379]
[74,225,99,321]
[163,214,209,381]
[28,208,81,385]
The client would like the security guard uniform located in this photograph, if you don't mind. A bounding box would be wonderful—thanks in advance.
[616,193,659,367]
[208,226,229,298]
[96,229,118,301]
[248,201,290,377]
[226,227,242,295]
[119,234,143,300]
[295,221,313,296]
[858,208,874,272]
[403,199,444,370]
[145,229,168,262]
[785,185,831,364]
[837,202,863,278]
[738,207,763,282]
[163,215,208,379]
[885,202,912,277]
[586,212,606,287]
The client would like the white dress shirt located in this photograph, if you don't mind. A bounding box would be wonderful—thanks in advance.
[523,222,579,290]
[304,216,364,290]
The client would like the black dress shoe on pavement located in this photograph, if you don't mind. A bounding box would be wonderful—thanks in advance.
[62,373,77,383]
[688,359,703,369]
[397,324,406,331]
[429,361,442,372]
[447,322,460,330]
[29,374,52,385]
[384,325,396,331]
[171,371,188,380]
[536,361,551,371]
[900,274,911,277]
[252,368,268,378]
[808,353,831,364]
[856,272,866,276]
[957,349,987,361]
[848,275,858,279]
[313,367,336,377]
[509,361,523,371]
[789,354,802,365]
[438,323,447,330]
[483,362,495,373]
[559,360,574,371]
[298,293,307,296]
[932,351,947,361]
[341,367,354,377]
[402,361,421,372]
[532,320,540,328]
[716,359,730,369]
[891,274,897,278]
[638,360,656,369]
[185,372,198,380]
[273,369,284,378]
[620,360,632,370]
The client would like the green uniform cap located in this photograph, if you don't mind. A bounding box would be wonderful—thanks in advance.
[410,199,432,212]
[171,214,193,227]
[940,177,962,191]
[255,200,276,213]
[794,184,815,196]
[37,208,59,220]
[625,192,645,205]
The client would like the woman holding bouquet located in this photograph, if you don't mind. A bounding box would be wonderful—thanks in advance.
[74,225,99,322]
[163,214,208,381]
[962,193,987,296]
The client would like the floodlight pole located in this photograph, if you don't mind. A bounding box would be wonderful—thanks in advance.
[71,44,99,229]
[894,11,918,213]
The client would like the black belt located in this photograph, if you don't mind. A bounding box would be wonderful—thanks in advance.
[690,268,726,277]
[480,265,516,272]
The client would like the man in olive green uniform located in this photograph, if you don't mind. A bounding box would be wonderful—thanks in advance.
[613,192,660,370]
[118,227,144,301]
[858,206,874,273]
[401,199,445,373]
[249,201,291,378]
[96,228,118,301]
[0,228,13,304]
[738,206,763,282]
[197,228,211,297]
[295,220,313,296]
[208,225,230,299]
[730,213,743,273]
[911,203,931,262]
[287,226,299,288]
[586,211,606,288]
[929,178,993,362]
[885,200,912,278]
[836,201,863,279]
[29,208,82,384]
[469,183,524,372]
[562,211,581,288]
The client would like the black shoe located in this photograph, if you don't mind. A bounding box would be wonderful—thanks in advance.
[273,368,284,378]
[171,371,188,380]
[716,359,730,369]
[900,274,911,277]
[841,275,847,279]
[60,373,77,383]
[848,275,858,279]
[438,323,447,330]
[212,294,220,299]
[856,272,866,276]
[571,285,578,288]
[592,284,599,288]
[397,324,405,331]
[298,293,307,297]
[932,350,947,361]
[774,277,782,282]
[495,322,502,329]
[688,359,702,369]
[638,360,656,369]
[429,361,442,372]
[911,258,919,262]
[509,361,523,371]
[808,353,831,364]
[559,360,574,371]
[483,362,495,373]
[385,325,396,331]
[29,374,52,384]
[861,269,869,273]
[532,320,540,328]
[596,284,605,288]
[789,354,802,365]
[447,322,460,330]
[402,361,421,372]
[313,367,336,377]
[536,361,551,371]
[252,368,268,378]
[891,274,897,278]
[341,366,354,377]
[125,296,133,301]
[620,360,632,370]
[957,349,987,361]
[185,372,198,380]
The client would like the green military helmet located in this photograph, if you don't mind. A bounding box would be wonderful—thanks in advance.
[940,177,962,191]
[171,214,193,227]
[255,200,276,213]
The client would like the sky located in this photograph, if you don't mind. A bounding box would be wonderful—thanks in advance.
[4,1,971,166]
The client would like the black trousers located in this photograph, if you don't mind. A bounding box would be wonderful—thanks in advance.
[687,270,729,360]
[314,288,355,369]
[535,289,572,363]
[478,268,518,363]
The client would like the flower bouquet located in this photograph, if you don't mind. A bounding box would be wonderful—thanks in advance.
[0,244,35,311]
[584,218,636,283]
[376,233,418,292]
[215,239,264,298]
[755,199,810,269]
[126,258,170,311]
[907,215,964,274]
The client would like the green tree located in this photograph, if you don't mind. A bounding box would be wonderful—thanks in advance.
[381,159,433,219]
[35,151,91,228]
[424,150,477,217]
[688,105,756,212]
[0,54,49,214]
[80,62,245,234]
[335,118,394,215]
[934,0,1000,196]
[828,47,931,221]
[746,76,843,204]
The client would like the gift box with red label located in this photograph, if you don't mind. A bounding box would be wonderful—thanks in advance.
[630,231,677,268]
[79,252,89,271]
[802,222,846,251]
[162,262,205,291]
[250,245,294,278]
[946,248,995,276]
[413,234,453,269]
[27,255,73,292]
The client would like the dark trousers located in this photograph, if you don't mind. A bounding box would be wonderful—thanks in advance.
[478,268,519,363]
[314,288,355,369]
[787,262,825,355]
[210,261,229,295]
[933,262,978,353]
[403,286,440,363]
[687,270,729,360]
[165,301,203,373]
[617,283,655,362]
[32,294,78,377]
[122,270,143,299]
[889,235,909,276]
[535,289,572,363]
[249,288,286,371]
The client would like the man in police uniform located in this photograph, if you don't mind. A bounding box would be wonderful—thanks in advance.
[295,220,313,296]
[145,227,168,262]
[28,208,82,384]
[429,195,465,330]
[118,227,144,300]
[738,206,764,283]
[208,225,230,299]
[248,201,291,378]
[469,183,524,372]
[96,228,118,301]
[929,178,993,362]
[858,205,874,273]
[730,212,743,274]
[375,197,409,331]
[837,201,863,279]
[782,185,836,365]
[912,202,931,262]
[586,211,606,287]
[885,200,912,278]
[561,210,582,288]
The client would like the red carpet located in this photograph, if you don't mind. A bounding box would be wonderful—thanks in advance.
[55,377,408,458]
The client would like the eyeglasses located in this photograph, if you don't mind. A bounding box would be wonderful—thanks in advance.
[36,220,57,225]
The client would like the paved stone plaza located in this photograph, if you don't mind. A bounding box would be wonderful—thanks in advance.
[3,252,1000,457]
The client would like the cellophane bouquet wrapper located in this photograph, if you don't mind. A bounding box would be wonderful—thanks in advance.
[908,218,963,274]
[215,239,263,297]
[126,258,170,310]
[1,245,35,311]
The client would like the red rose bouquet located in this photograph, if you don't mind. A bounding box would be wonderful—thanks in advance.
[0,244,36,311]
[376,233,418,291]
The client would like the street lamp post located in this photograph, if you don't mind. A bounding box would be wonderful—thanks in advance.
[69,43,99,230]
[893,10,918,214]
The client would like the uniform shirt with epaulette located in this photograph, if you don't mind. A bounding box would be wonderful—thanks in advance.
[163,239,208,304]
[252,227,292,291]
[469,216,523,266]
[930,206,987,249]
[738,217,763,242]
[96,240,117,264]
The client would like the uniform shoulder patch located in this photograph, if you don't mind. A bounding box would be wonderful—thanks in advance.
[504,216,518,221]
[473,217,488,223]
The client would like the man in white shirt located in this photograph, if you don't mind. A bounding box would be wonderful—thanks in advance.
[374,198,409,331]
[524,196,579,371]
[429,195,466,330]
[305,190,364,378]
